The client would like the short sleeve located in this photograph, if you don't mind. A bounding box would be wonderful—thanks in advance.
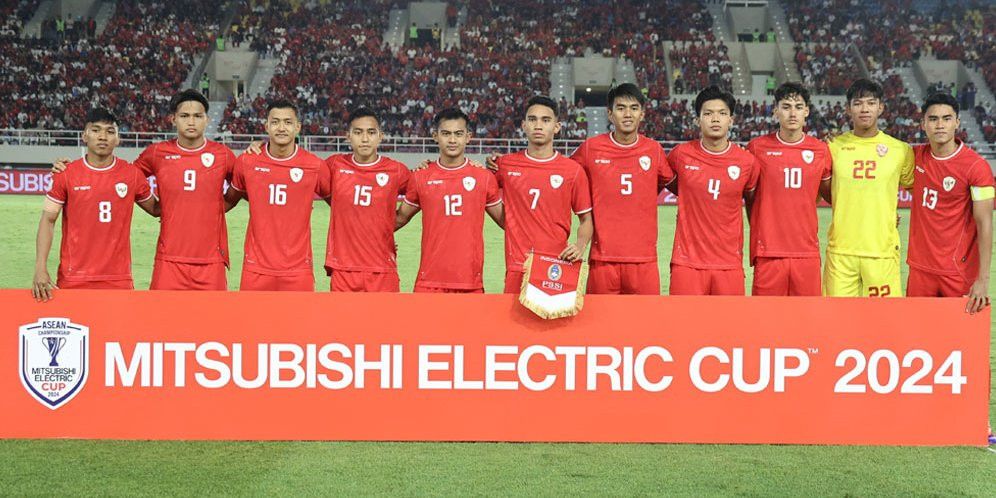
[569,142,588,172]
[46,168,68,204]
[403,171,421,207]
[495,156,506,188]
[967,158,995,188]
[657,143,675,185]
[744,156,760,191]
[230,156,247,192]
[223,147,238,180]
[666,148,682,179]
[315,160,332,199]
[133,167,153,202]
[572,167,593,214]
[485,172,501,206]
[899,143,915,189]
[820,143,833,180]
[134,144,156,177]
[397,163,411,196]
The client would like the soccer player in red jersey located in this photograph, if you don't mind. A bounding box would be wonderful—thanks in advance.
[33,108,158,301]
[324,108,411,292]
[907,92,994,313]
[225,100,330,291]
[53,90,238,290]
[666,86,758,296]
[497,96,593,294]
[745,82,832,296]
[396,108,504,293]
[570,83,674,295]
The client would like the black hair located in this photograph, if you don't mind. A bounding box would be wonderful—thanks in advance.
[846,78,884,103]
[348,107,380,127]
[693,85,736,115]
[523,95,558,118]
[774,82,811,107]
[85,107,118,126]
[921,92,960,115]
[266,98,299,117]
[169,89,209,114]
[433,107,471,129]
[607,83,646,108]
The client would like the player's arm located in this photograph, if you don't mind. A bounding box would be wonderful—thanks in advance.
[485,202,504,229]
[33,199,62,302]
[395,201,420,231]
[966,192,994,314]
[560,211,593,262]
[743,189,755,225]
[224,187,243,210]
[819,178,832,205]
[136,195,159,217]
[50,157,72,174]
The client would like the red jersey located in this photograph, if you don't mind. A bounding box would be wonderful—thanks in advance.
[134,139,237,264]
[46,157,152,282]
[230,145,330,276]
[667,140,758,270]
[497,151,592,272]
[403,159,502,289]
[908,142,995,278]
[746,133,831,262]
[571,133,674,262]
[324,154,411,272]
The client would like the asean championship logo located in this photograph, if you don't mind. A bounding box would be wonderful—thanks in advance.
[19,318,90,410]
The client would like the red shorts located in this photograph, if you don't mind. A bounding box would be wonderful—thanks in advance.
[906,267,971,297]
[240,270,314,291]
[413,284,484,294]
[503,271,525,294]
[588,260,660,295]
[57,279,133,290]
[751,257,821,296]
[151,260,227,291]
[669,264,745,296]
[329,270,400,292]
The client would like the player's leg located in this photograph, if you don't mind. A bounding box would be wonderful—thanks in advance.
[708,269,746,296]
[788,257,822,296]
[668,264,708,295]
[621,261,661,295]
[858,256,903,297]
[240,270,277,291]
[751,257,790,296]
[822,252,862,296]
[503,270,525,294]
[276,273,315,292]
[905,267,941,297]
[587,260,621,294]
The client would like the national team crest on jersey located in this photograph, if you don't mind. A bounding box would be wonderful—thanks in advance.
[462,176,476,192]
[550,174,564,189]
[115,182,128,198]
[802,150,815,164]
[876,144,888,157]
[943,176,956,192]
[727,165,741,180]
[639,156,652,171]
[19,318,90,410]
[201,153,215,168]
[289,168,304,183]
[376,173,389,187]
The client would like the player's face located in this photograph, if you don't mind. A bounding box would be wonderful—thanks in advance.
[921,104,959,146]
[521,105,561,146]
[698,99,732,140]
[348,117,383,157]
[264,107,301,147]
[171,100,207,141]
[774,95,809,134]
[846,96,883,131]
[82,121,119,157]
[433,118,470,159]
[607,96,644,135]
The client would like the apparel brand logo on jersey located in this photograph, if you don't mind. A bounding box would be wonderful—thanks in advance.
[254,167,270,173]
[684,165,700,171]
[376,173,389,187]
[727,166,741,180]
[594,159,611,165]
[916,165,925,173]
[766,151,783,156]
[165,154,181,160]
[463,177,476,192]
[547,264,563,281]
[639,156,652,171]
[19,318,89,410]
[115,182,128,198]
[73,186,91,191]
[507,171,522,177]
[802,150,815,164]
[339,169,354,175]
[876,144,889,157]
[943,176,956,192]
[550,175,564,189]
[289,168,304,183]
[201,153,215,168]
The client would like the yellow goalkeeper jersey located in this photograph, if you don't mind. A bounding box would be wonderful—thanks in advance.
[827,131,914,258]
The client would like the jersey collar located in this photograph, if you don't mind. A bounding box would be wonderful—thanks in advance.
[436,157,469,171]
[351,154,382,167]
[83,156,117,171]
[698,140,732,156]
[929,141,964,161]
[524,150,559,163]
[265,144,298,162]
[608,132,640,148]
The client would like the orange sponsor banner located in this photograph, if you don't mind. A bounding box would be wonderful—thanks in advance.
[0,289,989,445]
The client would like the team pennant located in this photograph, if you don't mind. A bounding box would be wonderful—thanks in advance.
[519,251,589,319]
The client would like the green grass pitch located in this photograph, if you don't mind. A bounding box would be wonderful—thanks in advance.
[0,194,994,495]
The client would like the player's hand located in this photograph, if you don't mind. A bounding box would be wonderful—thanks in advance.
[51,157,71,174]
[559,243,584,262]
[469,159,487,169]
[822,130,841,144]
[32,270,57,302]
[485,153,502,173]
[245,140,264,155]
[414,159,430,170]
[964,279,990,314]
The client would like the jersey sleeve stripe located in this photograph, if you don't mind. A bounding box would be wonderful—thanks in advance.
[137,192,154,203]
[486,198,503,207]
[45,194,65,204]
[229,184,244,192]
[574,207,593,215]
[402,198,420,208]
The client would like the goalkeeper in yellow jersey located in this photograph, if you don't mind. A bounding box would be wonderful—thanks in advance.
[824,79,915,297]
